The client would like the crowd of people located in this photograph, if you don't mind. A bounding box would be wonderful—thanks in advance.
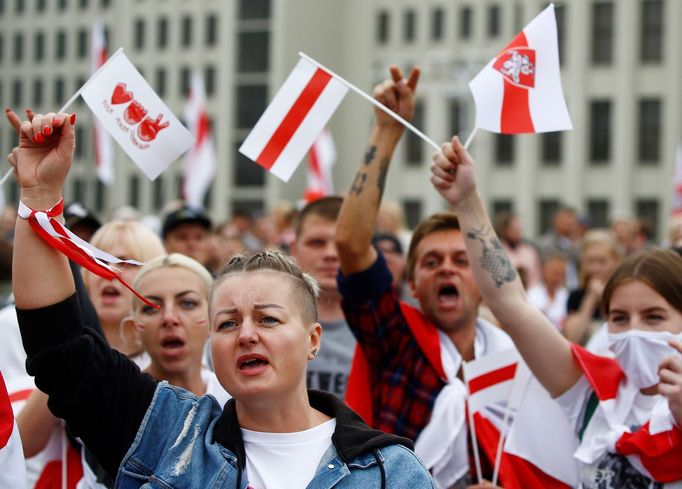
[0,65,681,489]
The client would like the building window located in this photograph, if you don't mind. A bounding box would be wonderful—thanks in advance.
[14,0,23,14]
[77,28,88,59]
[56,30,67,60]
[234,142,265,186]
[449,99,462,138]
[538,199,560,235]
[94,180,106,213]
[487,5,501,37]
[128,174,140,208]
[155,67,166,96]
[181,15,192,47]
[238,0,270,20]
[238,31,269,72]
[72,178,85,203]
[236,85,267,129]
[495,134,514,165]
[75,76,86,105]
[431,8,444,41]
[205,65,216,96]
[638,98,661,163]
[75,126,85,159]
[13,32,23,63]
[460,6,473,39]
[405,101,424,166]
[206,14,218,46]
[37,0,47,12]
[541,132,562,165]
[587,199,609,228]
[54,77,65,106]
[153,177,164,211]
[377,10,390,44]
[555,4,566,65]
[0,0,5,14]
[589,100,611,163]
[34,32,44,61]
[12,79,22,106]
[403,9,416,42]
[0,34,3,64]
[134,18,145,50]
[635,198,659,241]
[32,78,43,106]
[157,17,168,49]
[640,0,663,63]
[180,67,190,96]
[79,0,88,9]
[492,199,514,218]
[100,0,110,8]
[58,0,67,10]
[403,199,423,229]
[591,2,613,65]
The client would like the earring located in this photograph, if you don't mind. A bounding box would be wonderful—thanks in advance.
[311,348,319,358]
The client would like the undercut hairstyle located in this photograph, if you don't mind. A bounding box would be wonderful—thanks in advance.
[294,196,343,237]
[406,212,461,281]
[211,250,320,324]
[602,248,682,315]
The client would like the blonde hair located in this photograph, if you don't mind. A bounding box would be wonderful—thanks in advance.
[133,253,213,300]
[83,220,165,285]
[578,229,622,287]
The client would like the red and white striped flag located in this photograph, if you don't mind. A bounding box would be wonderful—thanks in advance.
[463,348,520,415]
[672,144,682,215]
[469,4,572,134]
[0,372,27,489]
[239,56,348,182]
[91,21,114,185]
[304,128,336,202]
[182,71,215,209]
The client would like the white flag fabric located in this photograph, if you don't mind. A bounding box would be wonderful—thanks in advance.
[239,56,348,182]
[80,50,194,180]
[0,372,27,489]
[182,71,216,209]
[469,4,572,134]
[91,22,114,185]
[463,348,520,414]
[672,144,682,215]
[305,128,336,201]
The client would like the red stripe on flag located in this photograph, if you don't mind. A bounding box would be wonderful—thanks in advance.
[8,389,33,404]
[500,32,535,134]
[468,363,517,395]
[256,68,333,170]
[309,143,322,179]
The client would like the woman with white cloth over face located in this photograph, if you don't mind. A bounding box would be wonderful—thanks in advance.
[12,111,435,489]
[430,135,682,488]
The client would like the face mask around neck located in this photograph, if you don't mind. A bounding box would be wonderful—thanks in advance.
[607,329,682,389]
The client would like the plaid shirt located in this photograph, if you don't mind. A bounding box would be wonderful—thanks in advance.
[338,253,446,440]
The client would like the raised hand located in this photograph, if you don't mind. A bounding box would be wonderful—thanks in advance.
[16,112,76,206]
[372,65,420,131]
[430,135,478,208]
[658,339,682,426]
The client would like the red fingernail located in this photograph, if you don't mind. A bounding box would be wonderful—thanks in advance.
[36,132,44,143]
[3,108,9,114]
[70,113,76,125]
[43,126,52,137]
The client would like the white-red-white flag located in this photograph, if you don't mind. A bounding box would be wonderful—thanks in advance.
[469,4,572,134]
[91,22,114,185]
[80,50,194,180]
[182,71,215,209]
[672,144,682,215]
[463,348,520,415]
[0,372,27,489]
[304,128,336,202]
[239,56,348,182]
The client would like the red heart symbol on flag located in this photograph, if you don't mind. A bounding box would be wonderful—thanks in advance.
[111,83,134,105]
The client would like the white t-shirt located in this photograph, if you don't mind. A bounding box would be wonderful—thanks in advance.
[202,368,231,406]
[241,418,336,489]
[526,284,568,331]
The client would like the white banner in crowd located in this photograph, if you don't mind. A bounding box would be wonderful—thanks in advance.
[91,21,115,185]
[305,128,336,201]
[0,372,27,489]
[239,56,348,182]
[80,49,194,180]
[469,3,572,134]
[182,71,216,209]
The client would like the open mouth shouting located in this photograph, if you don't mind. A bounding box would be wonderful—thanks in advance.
[237,354,270,376]
[100,285,122,304]
[436,282,460,308]
[160,334,187,358]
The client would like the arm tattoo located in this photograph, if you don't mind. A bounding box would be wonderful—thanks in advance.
[363,145,377,166]
[377,158,389,198]
[466,225,517,288]
[350,171,367,196]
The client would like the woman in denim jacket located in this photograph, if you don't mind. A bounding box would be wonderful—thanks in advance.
[11,111,435,489]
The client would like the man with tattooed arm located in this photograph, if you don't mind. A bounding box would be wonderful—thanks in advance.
[335,66,513,488]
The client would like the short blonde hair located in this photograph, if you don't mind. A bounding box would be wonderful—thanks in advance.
[133,253,214,300]
[578,229,622,287]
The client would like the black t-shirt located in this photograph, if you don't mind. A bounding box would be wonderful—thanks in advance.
[566,288,602,321]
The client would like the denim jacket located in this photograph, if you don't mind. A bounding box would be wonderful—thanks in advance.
[115,384,435,489]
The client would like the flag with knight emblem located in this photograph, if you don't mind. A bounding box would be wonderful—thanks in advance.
[469,3,572,134]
